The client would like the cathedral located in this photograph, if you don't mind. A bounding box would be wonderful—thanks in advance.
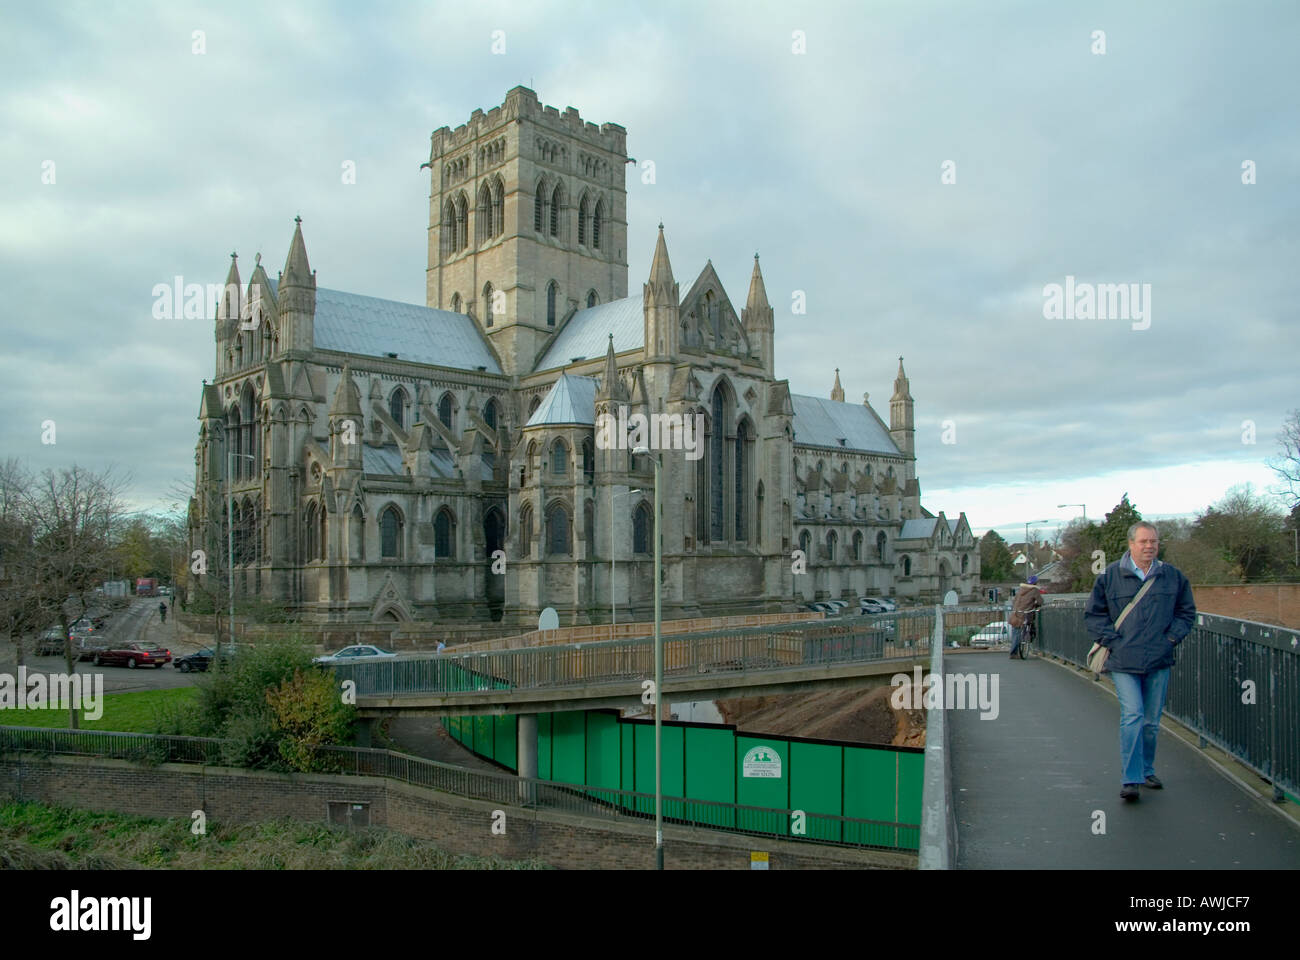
[188,86,979,627]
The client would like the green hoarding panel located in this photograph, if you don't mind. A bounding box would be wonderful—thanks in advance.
[620,722,636,796]
[633,723,685,819]
[537,713,552,781]
[896,751,924,850]
[551,711,587,786]
[843,747,908,849]
[684,726,735,829]
[735,736,788,837]
[494,714,518,771]
[585,711,621,805]
[789,741,843,843]
[474,714,493,759]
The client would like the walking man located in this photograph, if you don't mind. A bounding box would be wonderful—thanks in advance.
[1084,522,1196,801]
[158,601,167,625]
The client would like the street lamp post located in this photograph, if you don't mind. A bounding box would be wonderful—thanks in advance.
[633,445,663,870]
[610,488,643,628]
[227,451,256,646]
[1057,503,1087,523]
[1024,520,1051,579]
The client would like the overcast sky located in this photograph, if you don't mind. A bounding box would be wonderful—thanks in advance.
[2,0,1295,543]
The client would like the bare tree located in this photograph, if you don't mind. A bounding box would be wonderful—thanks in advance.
[0,458,41,667]
[20,464,129,728]
[1268,409,1300,508]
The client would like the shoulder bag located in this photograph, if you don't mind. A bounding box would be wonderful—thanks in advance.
[1087,576,1156,678]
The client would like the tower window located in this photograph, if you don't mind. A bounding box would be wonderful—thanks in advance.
[593,199,604,250]
[551,438,568,476]
[633,501,651,555]
[546,282,558,326]
[546,503,571,555]
[578,195,588,245]
[534,182,545,233]
[587,290,598,308]
[451,292,461,313]
[550,184,562,237]
[483,282,494,327]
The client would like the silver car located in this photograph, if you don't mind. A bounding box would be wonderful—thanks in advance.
[312,644,398,665]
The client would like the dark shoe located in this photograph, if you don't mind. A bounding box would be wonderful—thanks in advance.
[1144,775,1163,789]
[1120,784,1140,801]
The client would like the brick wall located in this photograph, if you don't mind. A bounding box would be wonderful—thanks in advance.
[0,755,913,870]
[1192,583,1300,630]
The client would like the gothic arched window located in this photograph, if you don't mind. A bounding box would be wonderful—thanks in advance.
[476,183,492,245]
[483,282,494,327]
[483,398,498,432]
[799,529,811,557]
[549,183,562,237]
[389,387,407,431]
[441,199,455,258]
[853,531,863,561]
[633,501,651,555]
[534,182,546,233]
[546,281,558,327]
[455,192,468,252]
[587,289,598,308]
[734,419,751,541]
[709,386,726,542]
[434,507,455,559]
[827,530,837,562]
[755,481,764,543]
[593,199,604,249]
[546,502,571,555]
[380,506,402,559]
[438,392,454,430]
[902,555,912,577]
[962,553,970,574]
[519,503,533,557]
[551,438,568,477]
[581,437,594,482]
[877,531,887,562]
[491,176,504,237]
[451,292,461,313]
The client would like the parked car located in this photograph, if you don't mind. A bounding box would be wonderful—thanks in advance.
[88,643,172,669]
[859,598,888,614]
[36,626,68,656]
[824,599,850,611]
[173,645,237,673]
[970,621,1014,648]
[860,596,897,612]
[312,644,398,666]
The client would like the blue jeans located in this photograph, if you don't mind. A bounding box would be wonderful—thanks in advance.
[1111,668,1171,785]
[1009,625,1023,655]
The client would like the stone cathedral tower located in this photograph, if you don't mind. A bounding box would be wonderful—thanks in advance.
[424,86,630,376]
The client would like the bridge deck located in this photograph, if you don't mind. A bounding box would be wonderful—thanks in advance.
[947,651,1300,869]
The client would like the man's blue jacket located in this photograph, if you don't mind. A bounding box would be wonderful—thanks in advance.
[1084,553,1197,674]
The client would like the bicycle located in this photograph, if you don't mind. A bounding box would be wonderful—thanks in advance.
[1016,608,1038,659]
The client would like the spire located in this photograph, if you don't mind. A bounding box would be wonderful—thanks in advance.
[831,368,844,403]
[597,333,626,402]
[745,253,770,316]
[220,252,241,321]
[647,223,674,293]
[282,216,312,286]
[330,362,362,418]
[892,356,912,401]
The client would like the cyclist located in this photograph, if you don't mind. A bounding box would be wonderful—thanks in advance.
[1009,575,1043,658]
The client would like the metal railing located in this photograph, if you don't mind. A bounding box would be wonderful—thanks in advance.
[0,726,918,853]
[332,610,936,699]
[1039,601,1300,800]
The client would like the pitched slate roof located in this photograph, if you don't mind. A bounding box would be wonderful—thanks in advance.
[361,444,494,481]
[526,373,599,426]
[789,395,901,455]
[899,518,939,540]
[534,296,644,372]
[265,279,501,373]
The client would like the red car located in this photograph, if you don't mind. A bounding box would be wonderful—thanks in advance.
[89,642,172,669]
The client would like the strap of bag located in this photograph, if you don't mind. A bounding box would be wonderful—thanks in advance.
[1114,576,1156,631]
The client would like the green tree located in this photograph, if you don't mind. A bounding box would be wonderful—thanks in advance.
[1057,518,1104,591]
[1192,483,1287,581]
[979,530,1014,581]
[266,668,356,772]
[1098,494,1143,567]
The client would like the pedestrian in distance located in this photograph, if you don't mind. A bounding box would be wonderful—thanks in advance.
[158,601,167,624]
[1008,575,1043,657]
[1084,521,1196,802]
[436,639,446,654]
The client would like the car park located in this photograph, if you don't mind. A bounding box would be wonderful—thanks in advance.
[312,644,399,666]
[89,643,172,669]
[970,621,1014,648]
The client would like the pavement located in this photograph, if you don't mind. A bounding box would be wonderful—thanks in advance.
[947,650,1300,869]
